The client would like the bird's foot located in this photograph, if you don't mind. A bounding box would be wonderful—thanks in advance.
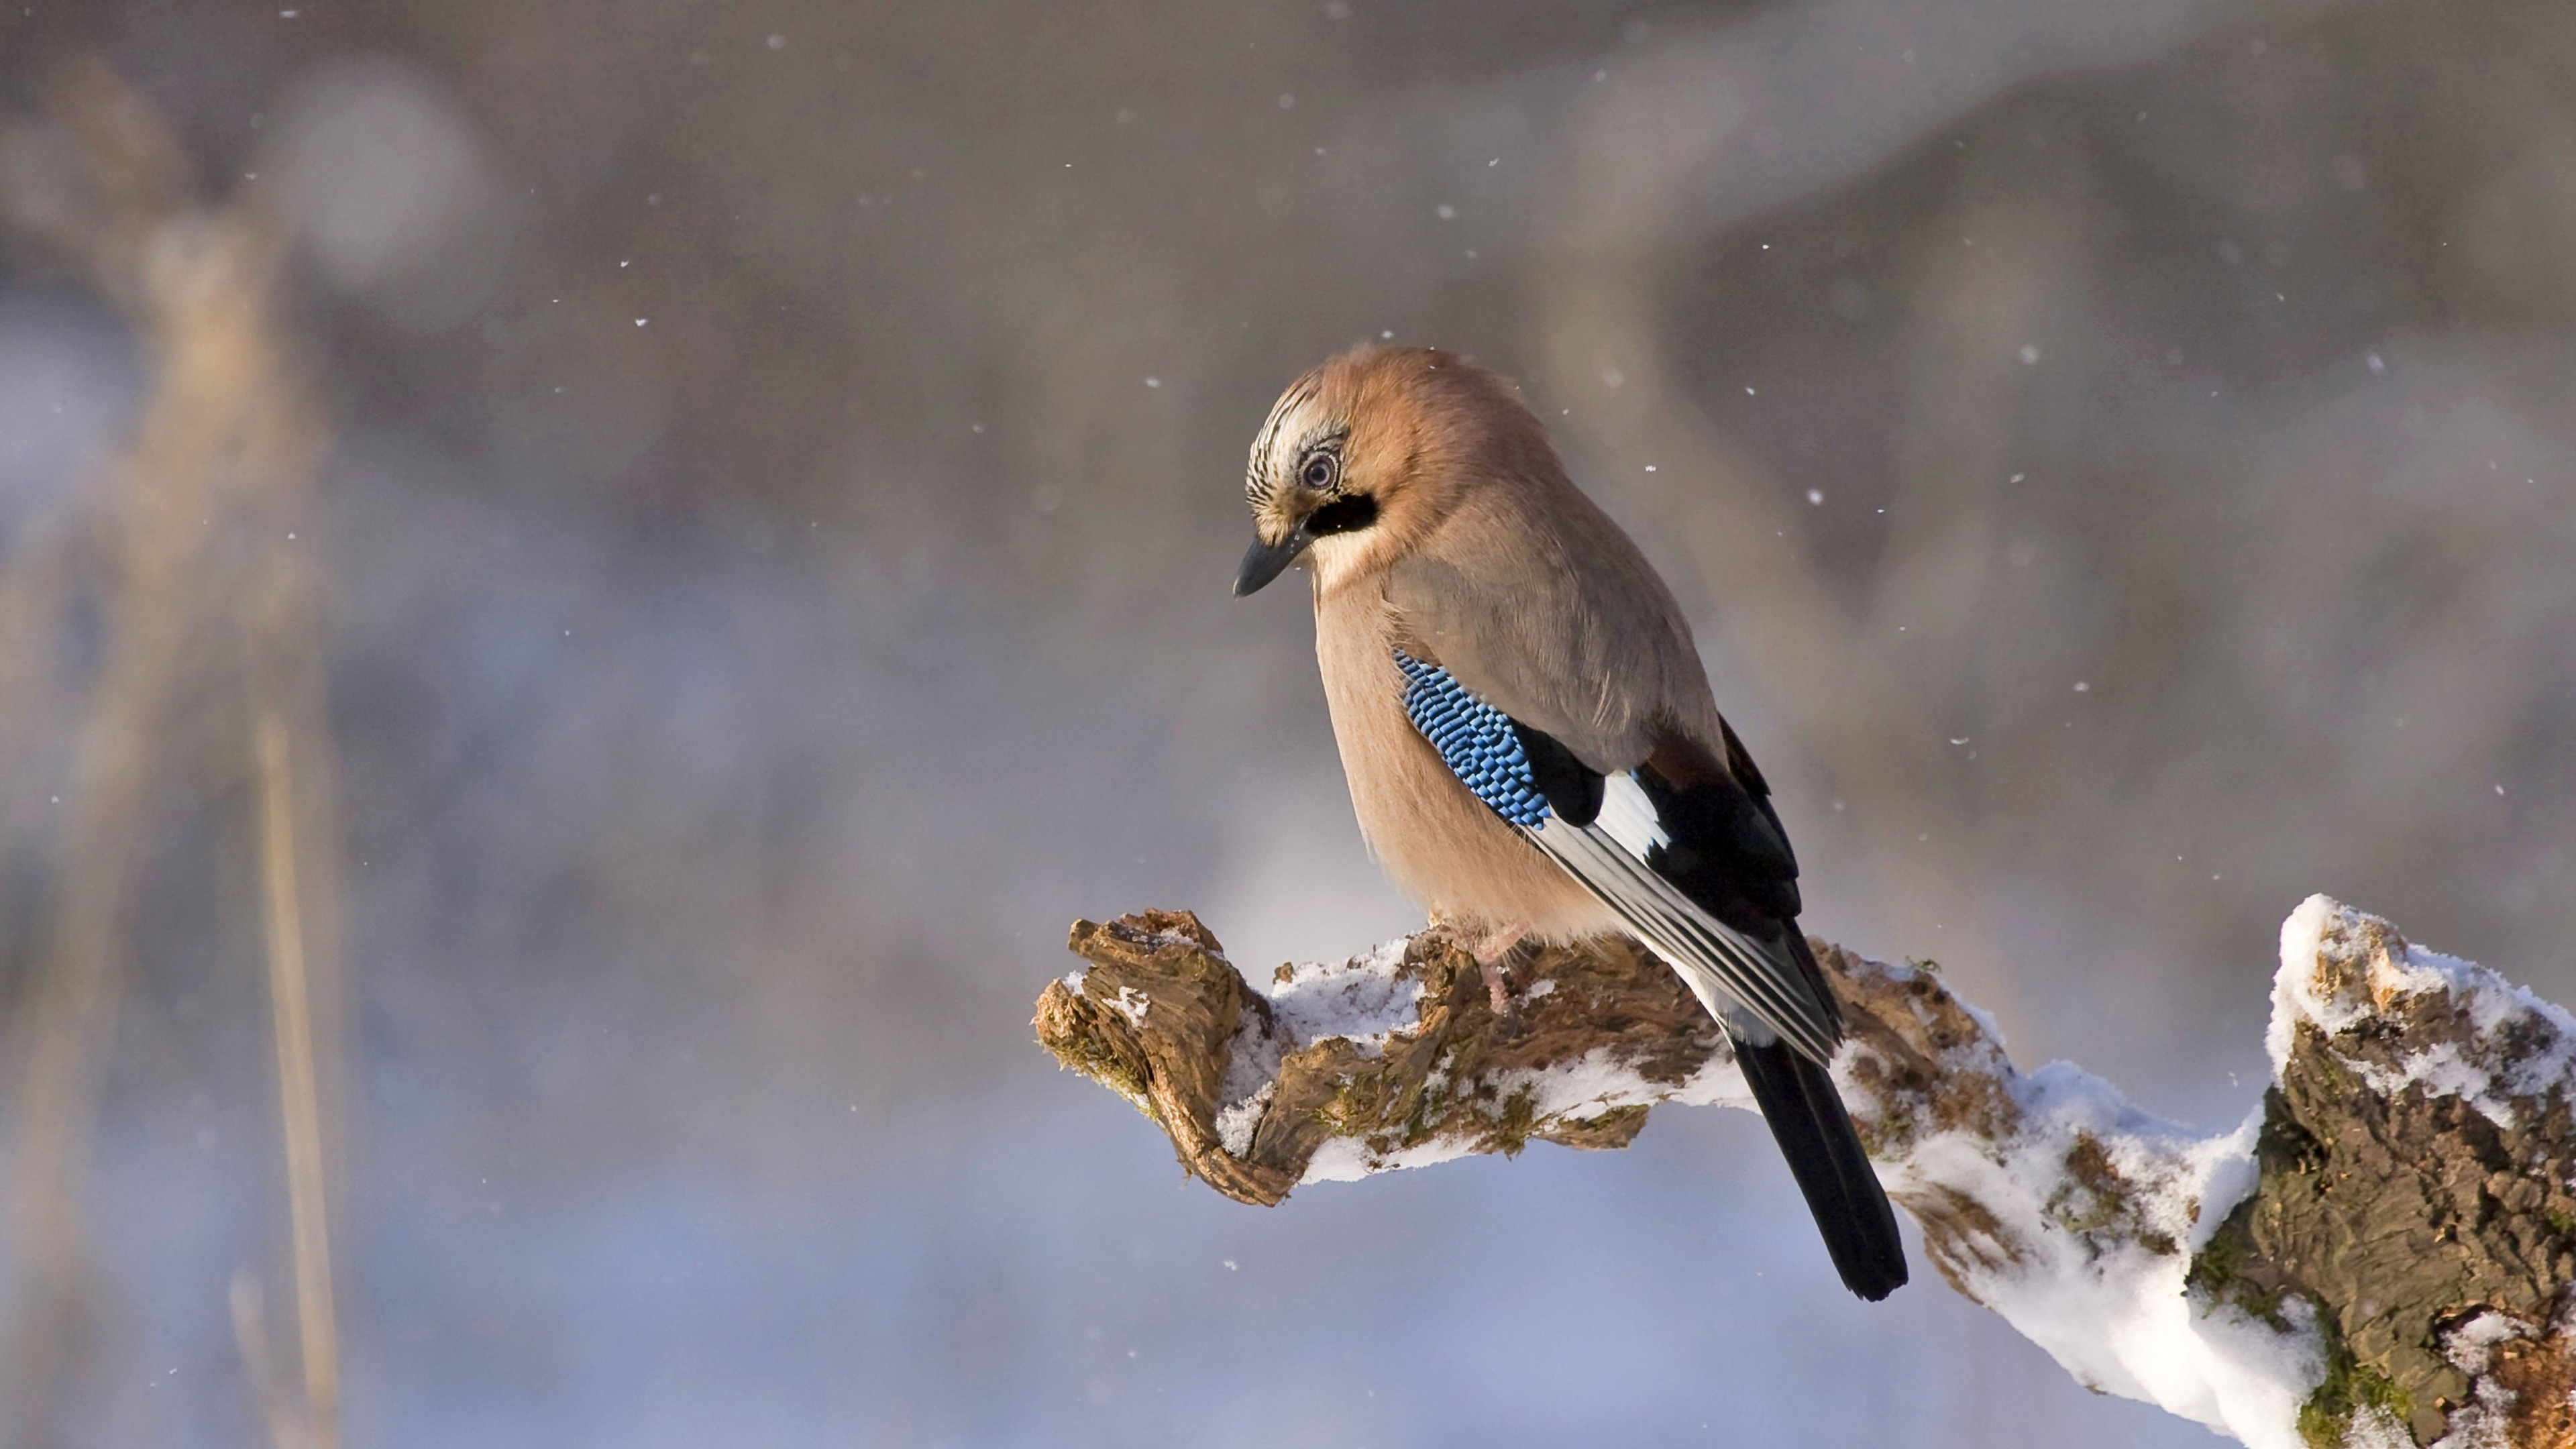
[1471,924,1531,1036]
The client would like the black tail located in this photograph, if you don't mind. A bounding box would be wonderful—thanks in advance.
[1733,1033,1909,1301]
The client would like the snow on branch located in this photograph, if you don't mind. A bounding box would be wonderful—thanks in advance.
[1034,898,2576,1449]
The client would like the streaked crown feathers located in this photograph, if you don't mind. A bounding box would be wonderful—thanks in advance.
[1243,370,1336,511]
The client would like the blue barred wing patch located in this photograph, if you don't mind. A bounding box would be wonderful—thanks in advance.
[1393,651,1551,828]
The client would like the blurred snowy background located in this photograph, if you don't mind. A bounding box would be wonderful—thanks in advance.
[1,0,2572,1444]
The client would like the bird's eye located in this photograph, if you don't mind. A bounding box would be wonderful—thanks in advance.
[1299,451,1338,491]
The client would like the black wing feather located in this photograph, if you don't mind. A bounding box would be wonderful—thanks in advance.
[1631,727,1803,930]
[1507,720,1603,826]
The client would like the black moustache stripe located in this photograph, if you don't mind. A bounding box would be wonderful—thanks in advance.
[1305,493,1379,536]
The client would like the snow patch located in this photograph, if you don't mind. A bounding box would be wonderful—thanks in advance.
[1106,985,1149,1030]
[1213,940,1430,1161]
[1265,938,1425,1052]
[2442,1309,2534,1376]
[1485,1042,1752,1126]
[2271,894,2576,1129]
[1214,1081,1275,1158]
[1300,1132,1478,1184]
[1876,1067,2319,1449]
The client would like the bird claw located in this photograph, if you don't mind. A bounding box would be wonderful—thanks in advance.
[1472,926,1532,1038]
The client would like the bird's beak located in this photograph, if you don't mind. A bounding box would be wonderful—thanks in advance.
[1232,523,1311,597]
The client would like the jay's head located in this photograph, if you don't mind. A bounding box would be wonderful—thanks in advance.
[1234,343,1553,598]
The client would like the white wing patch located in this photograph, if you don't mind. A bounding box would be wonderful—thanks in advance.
[1593,771,1671,856]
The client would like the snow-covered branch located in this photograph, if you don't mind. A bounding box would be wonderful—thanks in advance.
[1034,898,2576,1449]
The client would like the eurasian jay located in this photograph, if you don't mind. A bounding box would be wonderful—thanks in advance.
[1232,343,1907,1301]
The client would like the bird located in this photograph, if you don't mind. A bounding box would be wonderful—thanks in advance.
[1230,342,1907,1301]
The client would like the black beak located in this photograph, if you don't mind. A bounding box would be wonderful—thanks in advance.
[1232,525,1311,597]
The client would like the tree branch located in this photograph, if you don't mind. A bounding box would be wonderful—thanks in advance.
[1034,898,2575,1449]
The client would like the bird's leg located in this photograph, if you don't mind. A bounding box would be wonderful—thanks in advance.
[1470,923,1530,1021]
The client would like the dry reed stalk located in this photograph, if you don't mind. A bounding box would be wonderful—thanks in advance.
[254,710,340,1449]
[0,60,345,1448]
[0,197,258,1449]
